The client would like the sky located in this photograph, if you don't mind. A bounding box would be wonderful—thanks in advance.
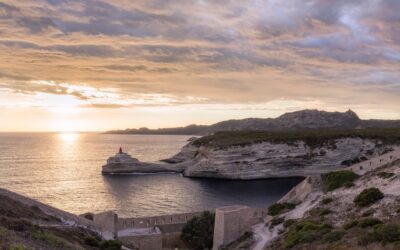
[0,0,399,132]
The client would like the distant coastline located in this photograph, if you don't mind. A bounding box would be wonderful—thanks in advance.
[105,109,400,135]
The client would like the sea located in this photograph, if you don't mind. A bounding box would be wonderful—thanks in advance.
[0,133,302,217]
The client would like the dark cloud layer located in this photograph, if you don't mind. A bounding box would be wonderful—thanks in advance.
[0,0,399,112]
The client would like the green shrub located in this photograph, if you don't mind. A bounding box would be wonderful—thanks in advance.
[322,170,359,191]
[283,219,296,228]
[192,128,400,149]
[268,203,296,216]
[344,181,355,188]
[270,217,285,228]
[319,209,331,216]
[361,209,374,217]
[8,244,27,250]
[377,172,395,179]
[84,236,100,247]
[375,224,400,243]
[181,211,215,250]
[358,223,400,245]
[354,188,384,207]
[343,220,358,230]
[32,231,70,248]
[358,217,382,228]
[323,230,345,243]
[321,197,333,205]
[99,240,122,250]
[0,217,35,232]
[284,220,332,248]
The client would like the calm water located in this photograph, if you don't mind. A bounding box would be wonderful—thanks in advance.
[0,133,302,217]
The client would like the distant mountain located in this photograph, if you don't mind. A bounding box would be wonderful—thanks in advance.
[105,109,400,135]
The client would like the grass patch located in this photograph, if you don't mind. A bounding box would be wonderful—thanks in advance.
[354,188,384,207]
[32,230,72,248]
[359,223,400,246]
[377,172,395,179]
[284,220,332,248]
[323,230,345,243]
[358,217,382,228]
[283,219,296,228]
[8,244,27,250]
[268,203,296,216]
[343,220,359,230]
[319,209,332,216]
[322,170,359,191]
[192,128,400,148]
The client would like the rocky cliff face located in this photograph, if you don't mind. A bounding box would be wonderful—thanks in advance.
[165,138,393,179]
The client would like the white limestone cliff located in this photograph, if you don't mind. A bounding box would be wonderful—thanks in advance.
[166,138,394,179]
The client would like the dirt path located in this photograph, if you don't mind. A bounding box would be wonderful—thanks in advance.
[348,147,400,175]
[251,223,280,250]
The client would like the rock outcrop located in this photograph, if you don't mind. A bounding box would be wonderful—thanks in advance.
[102,152,184,174]
[165,138,394,179]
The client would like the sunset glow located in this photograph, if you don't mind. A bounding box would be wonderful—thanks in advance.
[0,0,399,131]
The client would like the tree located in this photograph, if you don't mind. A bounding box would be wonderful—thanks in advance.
[181,212,215,250]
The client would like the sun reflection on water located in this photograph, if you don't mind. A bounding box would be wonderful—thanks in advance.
[58,132,80,142]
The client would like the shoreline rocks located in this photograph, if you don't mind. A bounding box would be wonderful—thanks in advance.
[101,152,185,175]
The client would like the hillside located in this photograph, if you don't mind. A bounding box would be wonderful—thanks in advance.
[105,109,400,135]
[0,193,121,250]
[264,159,400,249]
[106,109,359,135]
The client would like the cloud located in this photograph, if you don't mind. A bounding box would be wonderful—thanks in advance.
[0,0,399,116]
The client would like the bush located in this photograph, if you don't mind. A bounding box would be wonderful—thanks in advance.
[84,236,100,247]
[99,240,122,250]
[192,128,400,149]
[343,220,358,230]
[269,217,284,229]
[284,220,332,248]
[283,219,296,228]
[377,172,395,179]
[376,224,400,243]
[358,223,400,245]
[32,231,70,248]
[181,211,215,250]
[322,170,359,191]
[321,197,333,205]
[358,218,382,228]
[319,209,331,216]
[8,244,27,250]
[361,209,374,217]
[354,188,384,207]
[323,230,345,243]
[268,203,296,216]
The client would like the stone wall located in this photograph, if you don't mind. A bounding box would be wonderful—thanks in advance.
[278,176,321,204]
[117,211,205,230]
[212,205,253,250]
[93,211,118,239]
[119,233,163,250]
